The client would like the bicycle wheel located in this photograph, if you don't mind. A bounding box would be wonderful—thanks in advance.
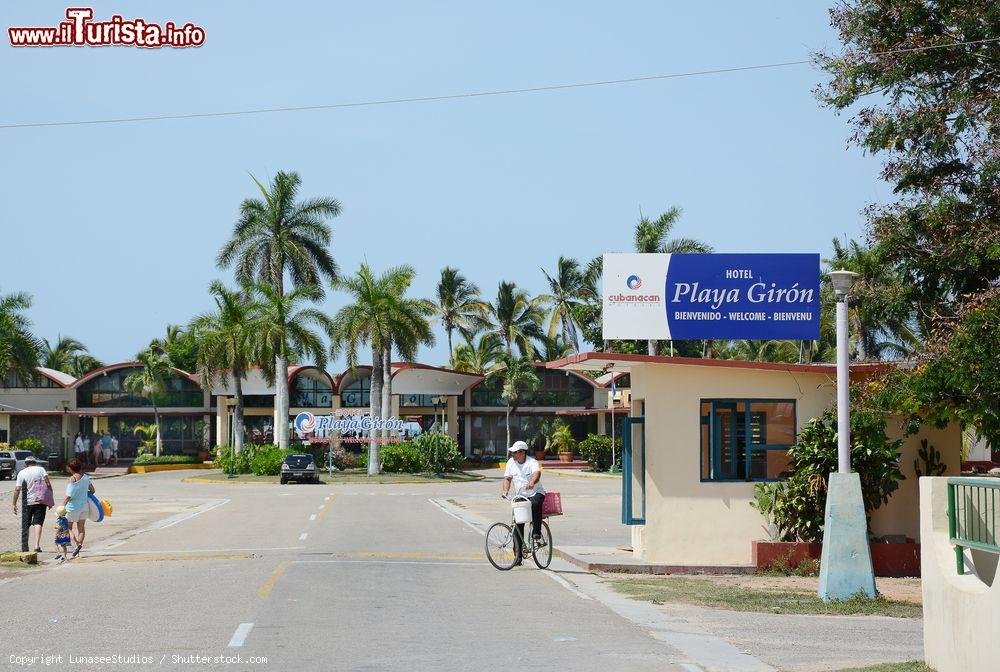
[485,522,518,570]
[532,520,552,569]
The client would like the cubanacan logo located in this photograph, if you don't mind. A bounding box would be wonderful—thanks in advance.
[294,411,315,436]
[626,274,642,290]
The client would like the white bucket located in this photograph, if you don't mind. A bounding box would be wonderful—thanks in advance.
[512,500,532,524]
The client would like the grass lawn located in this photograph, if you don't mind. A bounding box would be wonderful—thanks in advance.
[185,469,483,484]
[829,663,933,672]
[609,575,922,618]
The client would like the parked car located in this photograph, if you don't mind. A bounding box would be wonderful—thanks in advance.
[280,454,318,484]
[0,452,14,480]
[0,450,35,477]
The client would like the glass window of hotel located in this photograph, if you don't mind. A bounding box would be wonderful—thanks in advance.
[3,370,60,388]
[470,369,593,407]
[76,367,203,407]
[341,372,371,408]
[699,400,795,482]
[290,372,332,408]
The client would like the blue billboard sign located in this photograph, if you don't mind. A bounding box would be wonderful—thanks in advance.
[603,253,821,341]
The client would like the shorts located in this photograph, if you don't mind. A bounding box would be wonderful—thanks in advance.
[25,503,47,526]
[102,448,111,460]
[66,506,88,523]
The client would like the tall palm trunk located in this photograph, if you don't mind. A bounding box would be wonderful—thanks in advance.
[505,404,512,450]
[153,406,162,457]
[647,339,656,356]
[381,342,391,440]
[446,328,454,366]
[233,364,245,454]
[369,344,384,475]
[704,339,715,359]
[275,354,290,449]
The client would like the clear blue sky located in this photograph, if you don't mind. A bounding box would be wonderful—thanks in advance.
[1,1,886,369]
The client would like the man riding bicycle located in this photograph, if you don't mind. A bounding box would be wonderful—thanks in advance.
[500,440,545,565]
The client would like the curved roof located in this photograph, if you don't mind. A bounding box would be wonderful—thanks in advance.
[288,365,337,391]
[467,362,601,390]
[72,362,199,388]
[335,363,483,395]
[36,367,76,388]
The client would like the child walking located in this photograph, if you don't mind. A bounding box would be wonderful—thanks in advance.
[54,506,71,561]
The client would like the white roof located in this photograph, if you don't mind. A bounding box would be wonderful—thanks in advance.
[37,367,76,387]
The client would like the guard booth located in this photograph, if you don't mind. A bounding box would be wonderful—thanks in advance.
[548,352,961,568]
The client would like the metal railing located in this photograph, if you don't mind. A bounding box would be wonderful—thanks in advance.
[948,477,1000,575]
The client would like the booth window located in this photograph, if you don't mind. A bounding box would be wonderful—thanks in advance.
[700,400,795,482]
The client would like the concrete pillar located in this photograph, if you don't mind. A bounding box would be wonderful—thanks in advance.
[464,414,472,457]
[216,398,229,447]
[447,396,458,441]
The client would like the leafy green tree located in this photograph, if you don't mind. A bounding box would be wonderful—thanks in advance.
[0,290,40,387]
[715,339,801,363]
[817,0,1000,441]
[192,281,257,454]
[451,333,502,375]
[432,267,488,365]
[540,257,586,353]
[633,208,713,355]
[41,335,103,377]
[486,282,545,358]
[248,282,332,450]
[217,171,342,299]
[69,354,104,379]
[123,348,171,456]
[488,353,541,449]
[149,324,202,373]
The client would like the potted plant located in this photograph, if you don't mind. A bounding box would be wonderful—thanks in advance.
[550,424,576,463]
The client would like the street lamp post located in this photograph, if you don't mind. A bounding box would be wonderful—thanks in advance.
[829,270,857,475]
[818,269,876,602]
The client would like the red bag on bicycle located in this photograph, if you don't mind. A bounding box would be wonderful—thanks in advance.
[541,492,562,516]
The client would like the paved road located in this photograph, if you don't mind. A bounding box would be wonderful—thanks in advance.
[0,469,922,672]
[1,470,691,672]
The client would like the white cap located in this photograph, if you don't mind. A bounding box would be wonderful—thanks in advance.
[508,441,529,453]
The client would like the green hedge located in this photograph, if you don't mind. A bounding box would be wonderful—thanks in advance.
[412,432,462,473]
[380,441,423,473]
[250,445,286,476]
[577,434,621,472]
[133,454,203,466]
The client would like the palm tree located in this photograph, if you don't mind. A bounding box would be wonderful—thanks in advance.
[540,257,585,353]
[715,340,801,363]
[41,335,88,373]
[451,333,501,375]
[489,353,541,449]
[486,282,545,357]
[0,290,41,387]
[539,334,571,362]
[633,207,714,355]
[69,354,104,379]
[248,282,332,450]
[192,281,257,454]
[330,264,412,474]
[432,267,488,365]
[217,171,341,300]
[123,348,171,456]
[825,238,919,361]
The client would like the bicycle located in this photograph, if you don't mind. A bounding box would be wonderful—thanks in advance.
[485,494,553,570]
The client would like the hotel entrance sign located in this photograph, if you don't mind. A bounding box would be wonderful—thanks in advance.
[602,253,820,340]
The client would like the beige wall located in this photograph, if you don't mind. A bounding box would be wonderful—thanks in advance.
[628,361,836,566]
[921,477,1000,672]
[870,423,962,542]
[627,361,963,566]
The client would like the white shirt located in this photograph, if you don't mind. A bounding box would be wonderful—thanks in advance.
[504,456,544,497]
[16,465,48,505]
[75,436,84,453]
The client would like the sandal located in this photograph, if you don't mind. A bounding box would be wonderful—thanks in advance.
[71,545,82,558]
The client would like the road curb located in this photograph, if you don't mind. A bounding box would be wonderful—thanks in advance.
[544,469,621,479]
[0,551,37,564]
[182,473,486,485]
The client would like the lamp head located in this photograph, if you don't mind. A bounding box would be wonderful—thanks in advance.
[828,270,859,299]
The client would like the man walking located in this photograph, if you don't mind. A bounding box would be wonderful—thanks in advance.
[73,432,85,463]
[12,455,52,553]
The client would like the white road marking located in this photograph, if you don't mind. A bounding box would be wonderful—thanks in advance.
[228,623,254,647]
[299,533,308,541]
[324,496,331,501]
[158,499,230,529]
[104,540,126,549]
[92,546,306,556]
[309,514,316,521]
[542,569,593,600]
[428,498,486,534]
[318,503,325,510]
[292,559,482,567]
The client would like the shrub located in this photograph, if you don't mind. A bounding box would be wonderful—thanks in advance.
[214,443,270,474]
[577,434,622,472]
[14,438,44,455]
[328,447,357,470]
[133,454,202,466]
[751,410,904,542]
[357,449,368,471]
[412,432,462,473]
[380,441,423,473]
[250,445,286,476]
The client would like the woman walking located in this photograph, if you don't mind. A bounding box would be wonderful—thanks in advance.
[62,458,95,558]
